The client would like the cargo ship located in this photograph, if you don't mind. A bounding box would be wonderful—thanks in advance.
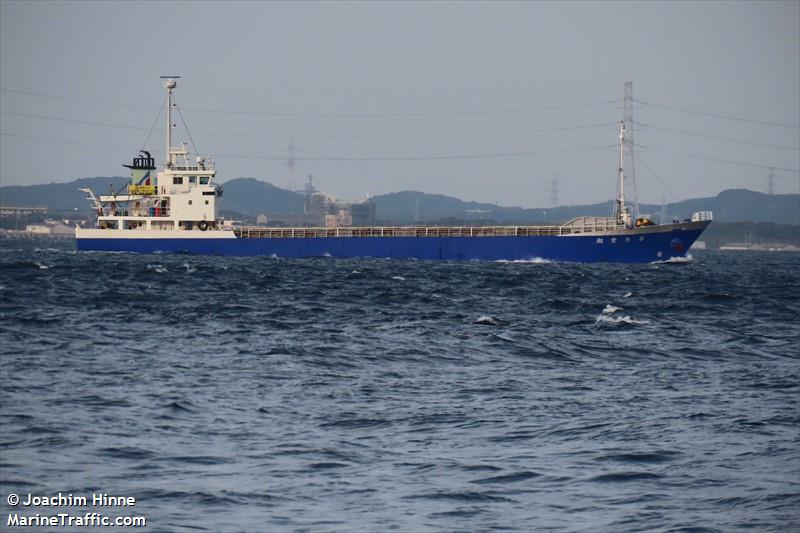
[75,79,712,262]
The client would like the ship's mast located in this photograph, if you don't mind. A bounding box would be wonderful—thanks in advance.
[623,81,639,221]
[614,121,628,225]
[161,76,179,169]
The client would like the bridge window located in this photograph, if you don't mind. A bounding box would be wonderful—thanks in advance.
[199,177,210,185]
[189,176,197,184]
[173,176,184,185]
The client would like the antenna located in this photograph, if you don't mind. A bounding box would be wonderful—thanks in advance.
[285,140,297,191]
[623,81,639,220]
[302,174,316,215]
[767,167,775,195]
[161,76,180,169]
[304,173,315,194]
[613,121,627,224]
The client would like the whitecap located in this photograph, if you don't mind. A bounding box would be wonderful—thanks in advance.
[34,261,50,270]
[623,292,633,298]
[602,304,622,314]
[652,254,694,265]
[494,257,551,264]
[475,315,502,326]
[595,314,649,326]
[391,275,406,281]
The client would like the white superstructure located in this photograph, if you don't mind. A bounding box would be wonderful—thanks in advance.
[76,77,234,240]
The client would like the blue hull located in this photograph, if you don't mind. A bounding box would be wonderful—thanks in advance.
[76,225,707,263]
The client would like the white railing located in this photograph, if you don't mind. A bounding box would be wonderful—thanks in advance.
[234,225,577,239]
[233,213,711,240]
[691,211,713,222]
[560,216,626,233]
[171,165,215,172]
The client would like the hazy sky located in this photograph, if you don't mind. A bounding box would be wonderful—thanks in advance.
[1,0,798,208]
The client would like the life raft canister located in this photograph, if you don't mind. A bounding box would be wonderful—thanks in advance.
[198,221,209,231]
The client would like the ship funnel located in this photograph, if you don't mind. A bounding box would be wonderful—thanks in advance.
[123,152,157,193]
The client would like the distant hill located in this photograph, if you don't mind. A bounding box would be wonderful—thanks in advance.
[655,189,799,225]
[370,189,799,225]
[0,177,129,212]
[1,176,797,224]
[219,178,305,215]
[371,190,531,224]
[0,176,306,216]
[701,222,800,249]
[371,191,621,224]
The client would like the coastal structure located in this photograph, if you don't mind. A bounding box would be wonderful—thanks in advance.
[300,175,376,227]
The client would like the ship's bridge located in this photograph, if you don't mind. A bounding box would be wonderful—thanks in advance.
[160,143,216,193]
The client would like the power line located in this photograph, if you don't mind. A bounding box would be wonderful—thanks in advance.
[214,144,617,162]
[1,87,620,119]
[173,96,200,156]
[5,114,797,172]
[1,109,149,130]
[635,155,673,195]
[652,148,800,173]
[0,87,157,109]
[11,106,798,160]
[184,100,621,119]
[635,120,799,151]
[7,120,796,173]
[1,127,616,161]
[0,109,616,141]
[634,98,800,129]
[140,95,165,149]
[1,131,83,145]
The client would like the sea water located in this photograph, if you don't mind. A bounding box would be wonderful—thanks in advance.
[1,239,798,532]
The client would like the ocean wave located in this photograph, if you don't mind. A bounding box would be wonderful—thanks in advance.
[474,315,503,326]
[1,240,798,531]
[494,257,552,264]
[146,263,169,273]
[652,254,694,265]
[595,314,649,326]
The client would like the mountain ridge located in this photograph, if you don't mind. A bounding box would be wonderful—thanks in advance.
[1,177,797,225]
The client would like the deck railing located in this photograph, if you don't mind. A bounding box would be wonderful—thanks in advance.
[232,216,636,239]
[232,222,632,239]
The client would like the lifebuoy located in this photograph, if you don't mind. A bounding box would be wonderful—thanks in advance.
[198,221,209,231]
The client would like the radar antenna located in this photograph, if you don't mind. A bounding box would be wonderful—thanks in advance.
[160,76,180,169]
